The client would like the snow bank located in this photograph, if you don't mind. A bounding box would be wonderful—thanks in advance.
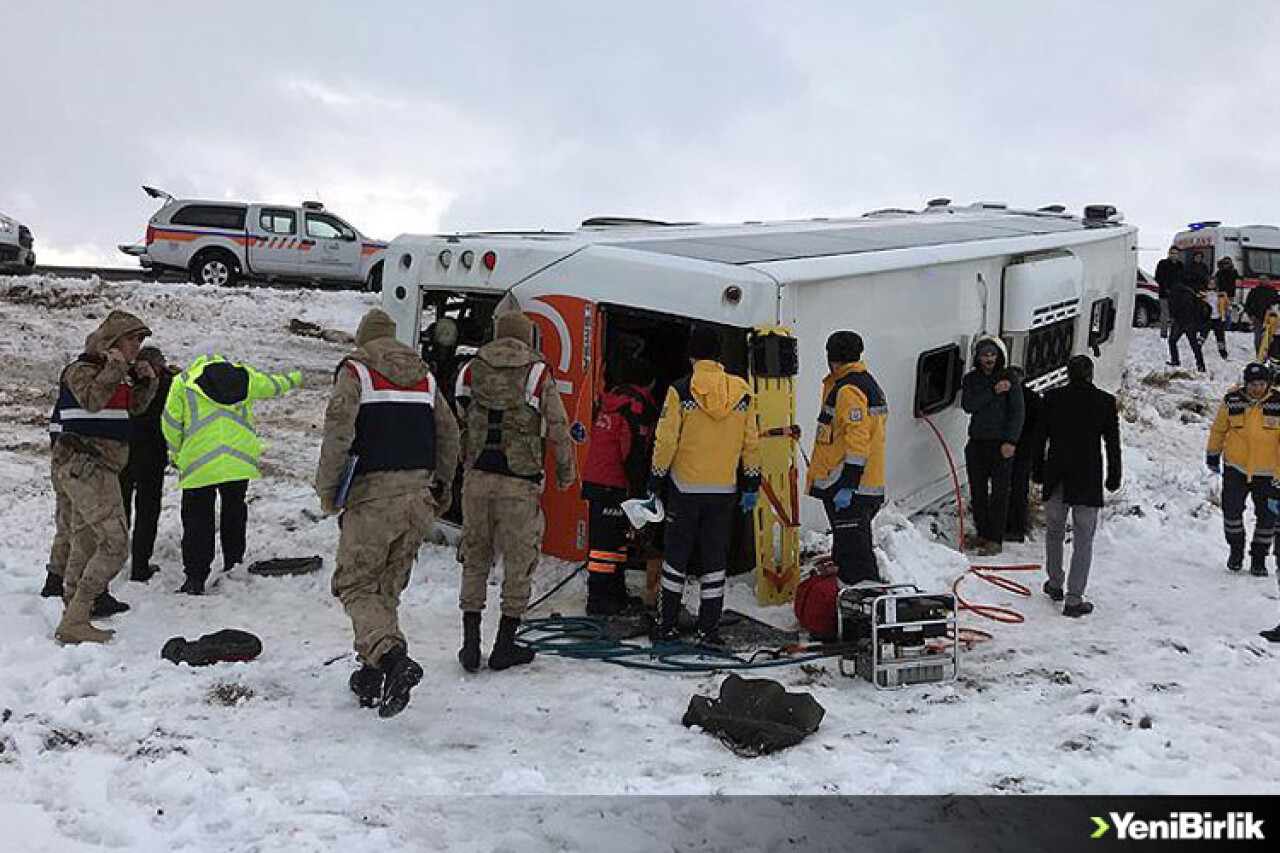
[1,276,1278,851]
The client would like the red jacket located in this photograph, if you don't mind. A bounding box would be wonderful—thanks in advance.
[582,384,658,495]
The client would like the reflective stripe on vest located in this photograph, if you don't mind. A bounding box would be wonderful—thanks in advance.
[348,360,438,474]
[51,381,133,442]
[457,360,546,410]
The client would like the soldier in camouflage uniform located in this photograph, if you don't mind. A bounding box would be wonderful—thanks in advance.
[316,309,459,718]
[454,311,576,672]
[48,311,157,644]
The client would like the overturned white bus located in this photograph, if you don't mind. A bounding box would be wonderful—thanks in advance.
[380,201,1136,599]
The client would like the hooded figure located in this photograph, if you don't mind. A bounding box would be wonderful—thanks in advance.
[119,345,179,583]
[648,325,762,645]
[48,310,157,644]
[316,308,460,718]
[162,345,302,594]
[960,335,1024,555]
[454,309,577,674]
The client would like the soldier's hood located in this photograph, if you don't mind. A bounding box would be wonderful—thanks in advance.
[84,310,150,355]
[355,309,398,347]
[477,337,543,369]
[689,360,742,421]
[354,337,431,387]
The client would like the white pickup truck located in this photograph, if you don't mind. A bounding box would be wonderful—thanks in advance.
[0,210,36,273]
[119,187,388,290]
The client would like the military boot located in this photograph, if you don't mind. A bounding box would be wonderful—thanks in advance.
[488,615,535,671]
[40,571,64,598]
[54,591,115,645]
[377,646,423,719]
[1227,545,1244,572]
[1251,553,1269,577]
[458,611,482,673]
[91,591,131,618]
[349,665,383,709]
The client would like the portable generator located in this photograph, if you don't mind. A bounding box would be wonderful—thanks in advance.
[835,583,959,689]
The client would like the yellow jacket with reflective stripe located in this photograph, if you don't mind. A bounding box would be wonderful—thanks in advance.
[806,362,887,498]
[162,354,302,489]
[651,360,762,495]
[1207,386,1280,481]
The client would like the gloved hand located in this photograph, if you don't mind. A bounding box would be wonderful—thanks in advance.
[1206,453,1220,474]
[739,491,758,513]
[833,488,854,511]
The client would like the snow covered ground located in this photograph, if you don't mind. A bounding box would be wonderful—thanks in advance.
[1,275,1278,851]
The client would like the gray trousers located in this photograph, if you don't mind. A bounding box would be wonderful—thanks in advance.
[1044,487,1099,602]
[1159,298,1171,338]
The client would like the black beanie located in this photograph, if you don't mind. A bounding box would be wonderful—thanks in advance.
[1244,362,1272,384]
[688,326,721,360]
[825,331,863,363]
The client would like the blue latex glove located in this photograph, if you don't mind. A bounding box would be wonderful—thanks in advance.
[1206,454,1220,474]
[739,491,758,513]
[833,488,854,511]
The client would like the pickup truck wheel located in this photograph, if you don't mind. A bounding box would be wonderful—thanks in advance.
[191,251,239,287]
[365,262,384,294]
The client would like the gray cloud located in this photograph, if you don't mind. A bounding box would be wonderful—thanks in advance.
[4,0,1279,270]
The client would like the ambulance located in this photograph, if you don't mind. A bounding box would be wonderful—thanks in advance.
[1171,221,1280,326]
[382,201,1136,600]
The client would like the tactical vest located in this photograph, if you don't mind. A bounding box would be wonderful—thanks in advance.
[346,360,437,475]
[49,360,134,442]
[458,358,550,478]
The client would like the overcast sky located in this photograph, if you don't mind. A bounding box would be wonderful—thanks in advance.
[5,0,1279,270]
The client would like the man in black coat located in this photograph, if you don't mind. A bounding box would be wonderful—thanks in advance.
[1032,355,1122,617]
[1166,275,1207,372]
[1154,247,1184,340]
[1005,366,1042,543]
[119,346,176,582]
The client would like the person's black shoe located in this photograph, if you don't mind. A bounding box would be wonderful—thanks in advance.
[1251,556,1269,577]
[130,564,160,583]
[1063,600,1095,618]
[91,591,130,618]
[1227,548,1244,572]
[349,665,383,709]
[1042,581,1065,602]
[1005,531,1026,544]
[1260,624,1280,643]
[693,629,727,650]
[458,611,482,673]
[177,577,205,596]
[40,571,64,598]
[377,647,423,719]
[651,624,681,645]
[488,615,536,671]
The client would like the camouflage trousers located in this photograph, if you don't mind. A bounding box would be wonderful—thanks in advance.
[51,452,129,601]
[47,460,70,577]
[332,491,435,667]
[459,469,544,618]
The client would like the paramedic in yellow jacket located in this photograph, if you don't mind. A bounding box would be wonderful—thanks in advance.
[806,331,887,585]
[647,326,762,646]
[1206,362,1280,575]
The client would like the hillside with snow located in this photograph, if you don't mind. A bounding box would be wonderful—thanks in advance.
[1,275,1278,851]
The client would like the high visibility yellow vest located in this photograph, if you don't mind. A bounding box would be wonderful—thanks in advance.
[161,355,301,489]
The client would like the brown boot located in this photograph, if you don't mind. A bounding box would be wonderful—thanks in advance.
[54,591,115,645]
